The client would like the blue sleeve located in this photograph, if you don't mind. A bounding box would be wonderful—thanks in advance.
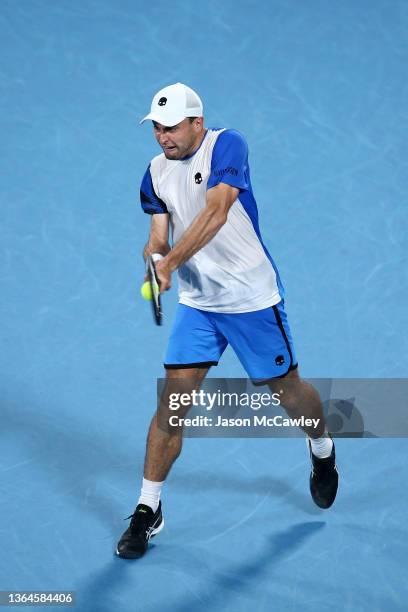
[140,164,168,214]
[207,129,249,191]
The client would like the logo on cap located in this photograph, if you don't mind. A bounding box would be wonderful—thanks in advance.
[158,97,167,106]
[194,173,202,184]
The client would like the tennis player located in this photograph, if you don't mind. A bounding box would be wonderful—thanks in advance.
[116,83,339,559]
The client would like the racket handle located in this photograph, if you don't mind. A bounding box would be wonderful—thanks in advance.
[145,252,163,276]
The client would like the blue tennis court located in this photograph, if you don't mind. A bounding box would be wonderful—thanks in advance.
[1,0,407,610]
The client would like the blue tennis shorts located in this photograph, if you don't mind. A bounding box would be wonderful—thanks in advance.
[164,300,298,379]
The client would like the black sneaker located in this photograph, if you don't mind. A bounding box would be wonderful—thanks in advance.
[309,438,339,509]
[116,502,164,559]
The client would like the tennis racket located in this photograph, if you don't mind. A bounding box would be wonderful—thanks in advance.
[146,254,162,325]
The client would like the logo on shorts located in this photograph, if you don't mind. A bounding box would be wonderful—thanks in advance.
[194,172,202,184]
[275,355,285,366]
[158,97,167,106]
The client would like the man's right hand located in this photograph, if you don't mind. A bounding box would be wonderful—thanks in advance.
[155,257,172,293]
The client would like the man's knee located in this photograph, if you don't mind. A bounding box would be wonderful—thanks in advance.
[157,366,209,433]
[266,367,300,391]
[266,368,302,410]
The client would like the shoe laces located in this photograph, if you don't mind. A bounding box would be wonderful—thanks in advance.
[124,509,150,534]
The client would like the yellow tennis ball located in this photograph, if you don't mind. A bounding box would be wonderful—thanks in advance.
[141,281,152,301]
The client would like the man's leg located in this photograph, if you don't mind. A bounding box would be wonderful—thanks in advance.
[266,368,326,438]
[267,368,338,508]
[144,366,209,481]
[116,366,209,559]
[211,304,339,509]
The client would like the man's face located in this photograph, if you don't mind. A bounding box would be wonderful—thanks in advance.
[153,117,203,160]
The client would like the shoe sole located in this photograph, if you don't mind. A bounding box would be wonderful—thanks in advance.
[151,517,165,538]
[115,518,165,559]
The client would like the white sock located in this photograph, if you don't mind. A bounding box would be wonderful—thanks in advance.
[308,434,333,459]
[138,478,164,512]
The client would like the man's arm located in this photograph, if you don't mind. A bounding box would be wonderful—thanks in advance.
[143,213,170,262]
[156,182,239,291]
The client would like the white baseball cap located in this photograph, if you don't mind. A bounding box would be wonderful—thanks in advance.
[140,82,203,127]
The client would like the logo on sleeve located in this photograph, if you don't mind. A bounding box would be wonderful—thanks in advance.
[194,172,202,184]
[214,167,238,178]
[275,355,285,366]
[158,97,167,106]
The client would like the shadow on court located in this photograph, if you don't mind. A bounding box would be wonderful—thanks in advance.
[75,521,325,612]
[159,521,326,612]
[76,559,136,612]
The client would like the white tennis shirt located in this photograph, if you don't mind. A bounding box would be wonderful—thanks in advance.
[140,128,284,313]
